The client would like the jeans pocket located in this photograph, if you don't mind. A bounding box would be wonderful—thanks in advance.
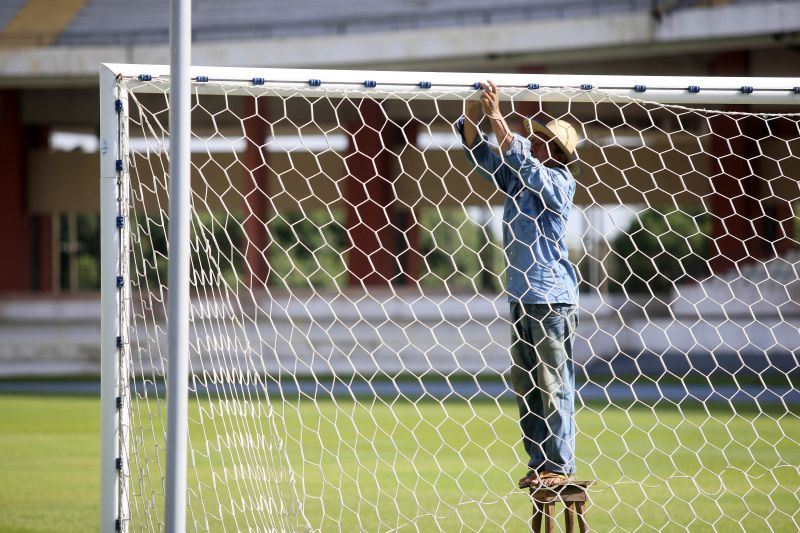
[543,304,574,322]
[541,315,567,340]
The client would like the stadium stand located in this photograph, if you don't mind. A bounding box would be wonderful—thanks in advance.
[0,0,85,47]
[52,0,661,45]
[0,1,27,28]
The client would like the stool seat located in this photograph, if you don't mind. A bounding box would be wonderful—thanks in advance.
[529,480,593,533]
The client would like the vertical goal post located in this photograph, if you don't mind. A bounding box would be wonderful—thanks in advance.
[99,62,800,532]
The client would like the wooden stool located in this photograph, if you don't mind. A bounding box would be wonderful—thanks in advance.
[529,480,592,533]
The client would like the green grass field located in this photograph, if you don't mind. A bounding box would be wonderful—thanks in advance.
[1,394,798,532]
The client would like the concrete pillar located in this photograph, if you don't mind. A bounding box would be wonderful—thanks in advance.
[30,126,53,292]
[31,212,53,291]
[762,117,797,256]
[344,99,397,287]
[242,96,270,287]
[707,51,763,273]
[0,90,31,291]
[707,113,763,272]
[396,121,422,286]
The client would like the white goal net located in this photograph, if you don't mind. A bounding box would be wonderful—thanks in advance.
[101,66,800,532]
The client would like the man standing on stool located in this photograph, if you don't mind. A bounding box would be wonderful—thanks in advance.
[456,80,581,488]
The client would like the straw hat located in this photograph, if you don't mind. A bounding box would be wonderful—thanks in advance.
[524,118,581,176]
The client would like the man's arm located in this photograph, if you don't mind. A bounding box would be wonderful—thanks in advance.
[462,99,481,147]
[456,118,514,192]
[457,85,517,191]
[480,80,513,152]
[463,80,574,211]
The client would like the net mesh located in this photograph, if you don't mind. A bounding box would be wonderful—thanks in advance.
[117,77,800,532]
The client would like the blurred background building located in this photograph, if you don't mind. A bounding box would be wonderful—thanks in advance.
[0,0,799,378]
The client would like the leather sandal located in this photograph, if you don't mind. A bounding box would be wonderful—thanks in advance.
[518,469,541,489]
[538,470,574,487]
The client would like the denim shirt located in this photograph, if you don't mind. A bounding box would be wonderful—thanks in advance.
[455,117,578,305]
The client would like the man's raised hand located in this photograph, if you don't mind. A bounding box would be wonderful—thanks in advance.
[480,80,503,120]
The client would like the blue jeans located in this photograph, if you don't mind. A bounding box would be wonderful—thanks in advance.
[509,302,578,475]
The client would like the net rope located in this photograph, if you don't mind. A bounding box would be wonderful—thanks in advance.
[119,78,800,532]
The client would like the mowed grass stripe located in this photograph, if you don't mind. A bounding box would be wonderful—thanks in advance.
[1,395,798,532]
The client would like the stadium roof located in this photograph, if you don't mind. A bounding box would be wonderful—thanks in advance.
[0,0,798,86]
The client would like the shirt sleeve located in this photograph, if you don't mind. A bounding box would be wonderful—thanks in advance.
[503,132,575,214]
[455,116,514,192]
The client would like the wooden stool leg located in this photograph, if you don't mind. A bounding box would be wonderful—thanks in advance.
[532,500,543,532]
[564,501,575,533]
[575,501,588,533]
[544,502,555,533]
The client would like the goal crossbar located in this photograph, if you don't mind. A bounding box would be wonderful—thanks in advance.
[102,63,800,105]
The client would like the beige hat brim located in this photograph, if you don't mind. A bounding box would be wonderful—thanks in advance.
[525,119,577,162]
[525,119,582,177]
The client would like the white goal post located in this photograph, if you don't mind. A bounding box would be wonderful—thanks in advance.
[100,63,800,532]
